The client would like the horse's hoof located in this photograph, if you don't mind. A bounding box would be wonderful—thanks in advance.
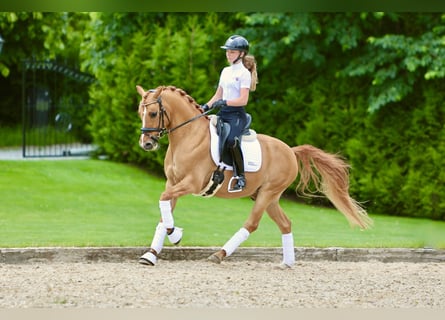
[139,251,157,266]
[139,257,154,266]
[207,253,222,264]
[167,227,183,245]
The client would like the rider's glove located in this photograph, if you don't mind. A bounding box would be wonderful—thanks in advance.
[212,99,227,110]
[201,104,210,112]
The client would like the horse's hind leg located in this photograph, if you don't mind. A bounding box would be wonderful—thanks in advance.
[266,201,295,268]
[208,191,274,264]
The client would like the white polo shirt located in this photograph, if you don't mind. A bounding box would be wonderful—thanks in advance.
[218,62,251,101]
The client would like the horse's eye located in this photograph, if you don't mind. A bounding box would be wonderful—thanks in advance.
[149,111,158,118]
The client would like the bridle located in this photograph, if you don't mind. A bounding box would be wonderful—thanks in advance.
[140,95,212,139]
[140,97,169,139]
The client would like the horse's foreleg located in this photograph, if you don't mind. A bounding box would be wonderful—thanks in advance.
[158,198,183,244]
[158,179,201,245]
[139,200,179,266]
[139,183,193,266]
[139,198,183,266]
[139,222,167,265]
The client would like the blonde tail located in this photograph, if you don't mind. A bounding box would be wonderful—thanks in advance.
[293,144,373,229]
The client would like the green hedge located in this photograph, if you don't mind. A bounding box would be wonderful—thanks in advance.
[2,13,444,220]
[84,13,445,221]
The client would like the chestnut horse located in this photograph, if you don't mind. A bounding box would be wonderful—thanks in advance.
[136,85,372,268]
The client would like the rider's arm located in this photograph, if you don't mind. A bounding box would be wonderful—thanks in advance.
[206,86,223,107]
[226,88,249,107]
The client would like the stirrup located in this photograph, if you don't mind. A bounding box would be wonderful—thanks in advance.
[228,176,245,193]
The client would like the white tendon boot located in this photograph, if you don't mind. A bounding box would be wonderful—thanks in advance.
[159,200,174,229]
[159,200,183,245]
[222,227,250,257]
[167,227,183,245]
[280,232,295,269]
[139,222,167,266]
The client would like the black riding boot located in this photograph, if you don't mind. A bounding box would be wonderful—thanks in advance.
[229,138,246,192]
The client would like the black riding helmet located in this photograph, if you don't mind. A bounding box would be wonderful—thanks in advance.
[220,35,249,53]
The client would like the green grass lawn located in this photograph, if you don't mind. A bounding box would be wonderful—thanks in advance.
[1,159,444,248]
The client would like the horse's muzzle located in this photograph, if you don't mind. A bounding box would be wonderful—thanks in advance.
[139,134,159,151]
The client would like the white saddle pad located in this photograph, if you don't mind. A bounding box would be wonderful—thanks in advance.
[208,116,262,172]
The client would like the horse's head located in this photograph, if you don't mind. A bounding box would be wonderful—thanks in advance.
[137,85,206,151]
[137,85,167,151]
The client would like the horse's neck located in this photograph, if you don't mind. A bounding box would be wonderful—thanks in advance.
[164,96,210,152]
[168,116,210,152]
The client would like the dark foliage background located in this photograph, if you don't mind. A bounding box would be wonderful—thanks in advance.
[1,12,444,220]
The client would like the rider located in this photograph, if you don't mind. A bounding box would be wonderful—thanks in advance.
[202,35,258,192]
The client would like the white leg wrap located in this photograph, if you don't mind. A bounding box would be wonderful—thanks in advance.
[282,232,295,267]
[151,222,167,253]
[222,227,250,257]
[159,200,174,229]
[167,227,183,245]
[140,222,167,265]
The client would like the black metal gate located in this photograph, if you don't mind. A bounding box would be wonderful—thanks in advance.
[22,58,96,157]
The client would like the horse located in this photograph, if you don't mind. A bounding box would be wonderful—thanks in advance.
[136,85,373,268]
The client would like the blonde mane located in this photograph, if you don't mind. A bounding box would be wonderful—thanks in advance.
[155,85,204,113]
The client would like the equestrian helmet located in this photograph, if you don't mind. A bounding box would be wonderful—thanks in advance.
[220,35,249,53]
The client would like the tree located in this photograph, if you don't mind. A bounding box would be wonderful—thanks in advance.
[337,13,445,112]
[0,12,89,125]
[236,13,445,219]
[82,12,232,167]
[4,12,441,219]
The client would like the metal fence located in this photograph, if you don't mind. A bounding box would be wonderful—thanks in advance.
[21,58,96,158]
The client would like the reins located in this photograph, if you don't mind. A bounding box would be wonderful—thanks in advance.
[140,95,212,138]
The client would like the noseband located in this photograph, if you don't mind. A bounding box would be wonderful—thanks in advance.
[140,95,212,139]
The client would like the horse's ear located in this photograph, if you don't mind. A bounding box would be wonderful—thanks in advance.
[136,85,145,97]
